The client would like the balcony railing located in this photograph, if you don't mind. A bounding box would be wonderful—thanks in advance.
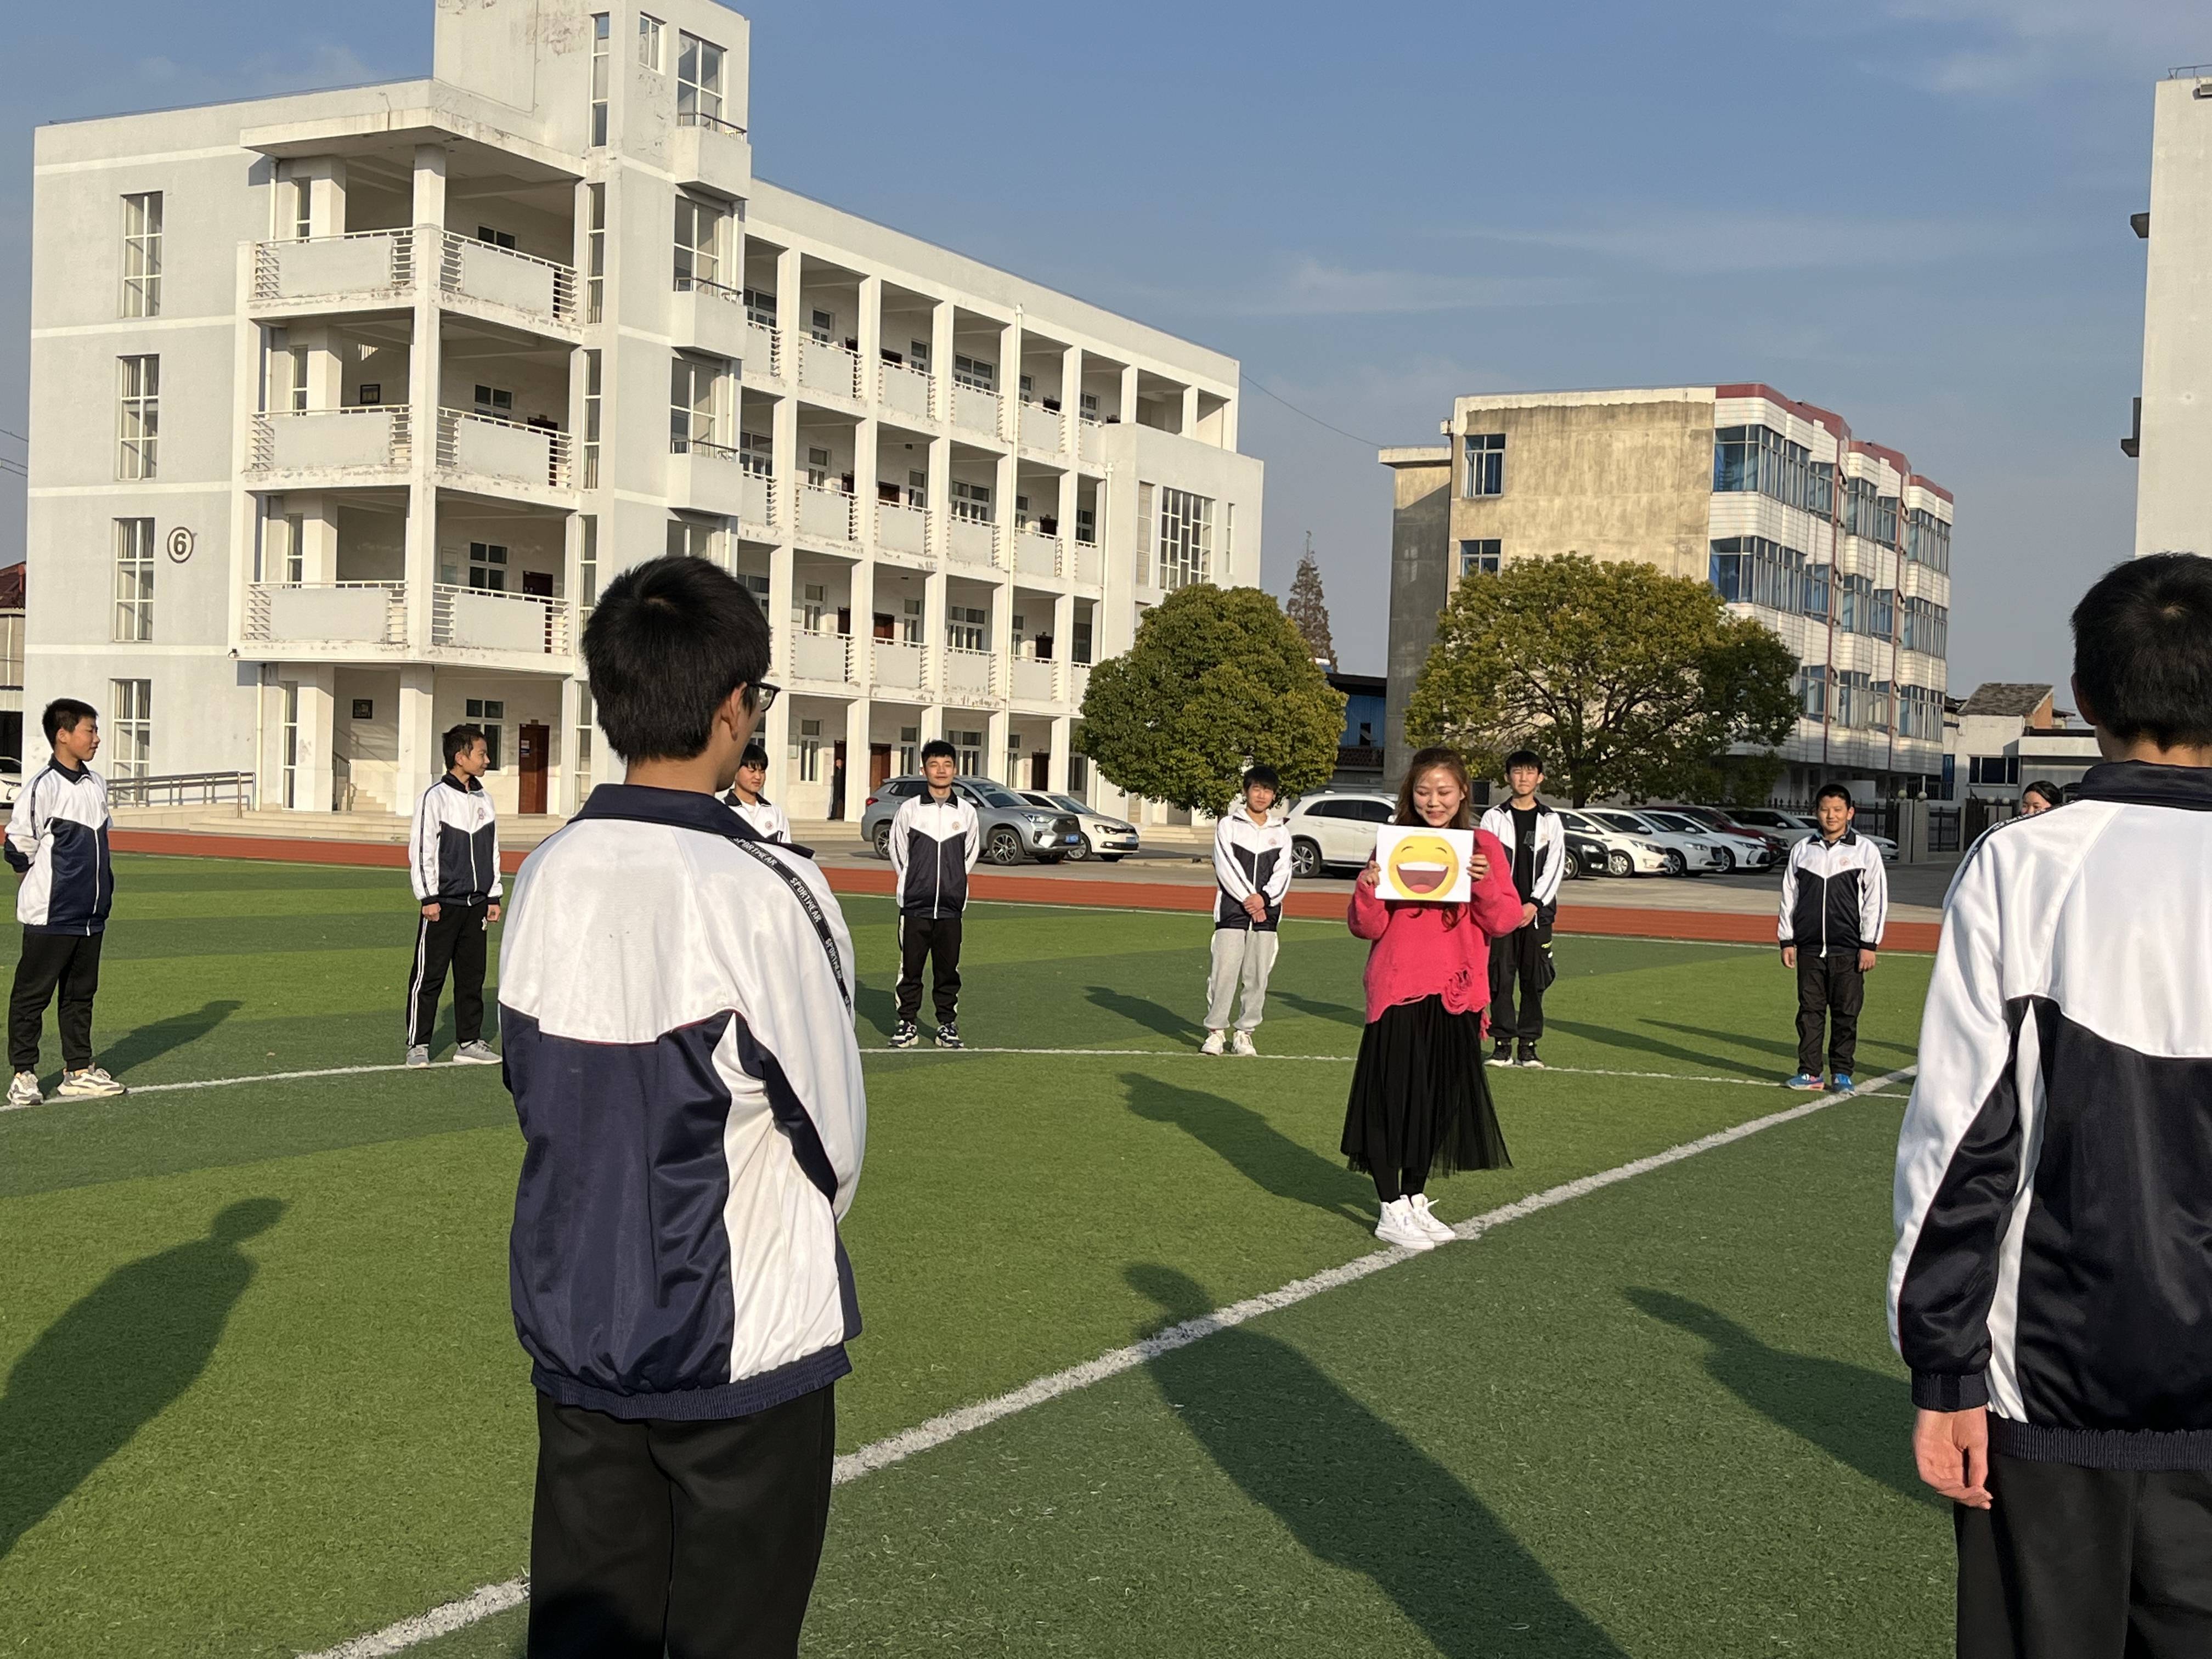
[872,638,928,692]
[947,515,998,568]
[244,580,408,647]
[1014,529,1062,579]
[431,584,573,657]
[879,359,934,420]
[1011,657,1058,703]
[247,406,412,474]
[1018,398,1065,453]
[952,381,1002,436]
[746,321,782,377]
[1078,413,1107,464]
[942,646,997,701]
[437,408,573,492]
[874,499,932,560]
[676,108,748,136]
[1069,538,1102,585]
[790,629,853,684]
[252,228,415,305]
[797,483,857,543]
[798,336,861,400]
[438,230,580,328]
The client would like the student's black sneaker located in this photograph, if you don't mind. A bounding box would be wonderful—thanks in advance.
[934,1023,964,1050]
[1517,1043,1545,1070]
[1487,1040,1515,1068]
[889,1020,919,1049]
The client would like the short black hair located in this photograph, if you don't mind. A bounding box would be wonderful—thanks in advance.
[1814,782,1855,809]
[738,741,769,770]
[920,739,957,764]
[2022,780,2063,809]
[2072,552,2212,748]
[1243,764,1281,793]
[582,555,771,761]
[1504,749,1545,775]
[442,724,488,770]
[42,698,95,744]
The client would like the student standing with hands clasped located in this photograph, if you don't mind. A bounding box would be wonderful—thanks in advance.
[1203,764,1292,1056]
[1777,782,1887,1091]
[1341,746,1525,1251]
[1479,748,1564,1069]
[887,740,979,1050]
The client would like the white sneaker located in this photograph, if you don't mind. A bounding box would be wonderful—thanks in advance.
[58,1065,126,1099]
[1408,1194,1457,1244]
[1229,1029,1257,1057]
[404,1045,431,1069]
[453,1040,500,1065]
[1200,1029,1227,1056]
[5,1070,42,1109]
[1374,1197,1437,1251]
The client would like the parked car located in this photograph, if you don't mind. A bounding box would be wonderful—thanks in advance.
[1637,808,1775,872]
[1551,808,1673,877]
[1017,791,1139,862]
[861,775,1087,865]
[1667,805,1791,861]
[1728,806,1899,861]
[1282,792,1397,877]
[1562,828,1610,879]
[1583,808,1731,874]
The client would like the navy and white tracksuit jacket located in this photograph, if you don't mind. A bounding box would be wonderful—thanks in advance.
[1212,811,1291,930]
[410,774,501,906]
[888,790,979,917]
[5,761,114,935]
[498,783,866,1420]
[723,792,791,844]
[1890,760,2212,1469]
[1478,801,1565,913]
[1777,829,1887,954]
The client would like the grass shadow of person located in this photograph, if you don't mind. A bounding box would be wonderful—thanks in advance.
[97,998,245,1081]
[1,1197,285,1560]
[1131,1264,1627,1656]
[1541,1018,1774,1080]
[1087,985,1201,1045]
[1641,1017,1916,1068]
[1121,1073,1369,1226]
[854,979,899,1041]
[1266,990,1365,1029]
[1626,1288,1932,1508]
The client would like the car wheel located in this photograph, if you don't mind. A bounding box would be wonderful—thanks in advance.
[1711,848,1734,873]
[1291,838,1323,879]
[1662,850,1686,876]
[1064,836,1091,862]
[872,823,893,860]
[1035,853,1065,865]
[985,827,1024,865]
[1607,850,1633,878]
[1559,849,1579,881]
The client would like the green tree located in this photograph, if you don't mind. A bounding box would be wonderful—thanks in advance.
[1402,553,1800,806]
[1285,537,1336,668]
[1078,584,1346,815]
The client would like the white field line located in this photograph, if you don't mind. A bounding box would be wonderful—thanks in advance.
[298,1062,1915,1659]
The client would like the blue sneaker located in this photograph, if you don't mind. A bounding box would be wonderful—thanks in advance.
[1831,1073,1855,1093]
[1784,1071,1826,1091]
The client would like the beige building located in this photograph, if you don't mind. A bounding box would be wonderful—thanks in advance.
[1381,383,1953,801]
[2130,66,2212,559]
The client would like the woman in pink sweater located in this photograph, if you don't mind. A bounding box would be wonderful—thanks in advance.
[1340,746,1527,1251]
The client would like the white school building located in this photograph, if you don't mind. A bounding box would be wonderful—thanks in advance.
[24,0,1262,822]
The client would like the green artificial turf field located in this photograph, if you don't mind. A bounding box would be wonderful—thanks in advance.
[0,855,1946,1657]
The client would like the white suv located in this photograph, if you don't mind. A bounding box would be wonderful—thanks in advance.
[1552,808,1674,877]
[1283,792,1397,877]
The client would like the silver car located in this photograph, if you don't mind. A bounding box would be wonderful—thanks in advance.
[861,775,1087,865]
[1018,791,1139,861]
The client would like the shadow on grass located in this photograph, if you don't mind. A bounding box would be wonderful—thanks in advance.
[855,979,898,1041]
[1643,1018,1917,1067]
[100,998,244,1080]
[1626,1289,1932,1508]
[1,1198,285,1560]
[1542,1018,1773,1080]
[1087,985,1200,1044]
[1133,1265,1627,1656]
[1267,990,1365,1028]
[1121,1073,1369,1224]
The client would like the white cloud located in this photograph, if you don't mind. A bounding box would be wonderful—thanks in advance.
[1450,209,2037,276]
[1172,257,1590,319]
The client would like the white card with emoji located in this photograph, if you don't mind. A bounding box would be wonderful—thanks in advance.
[1373,825,1475,904]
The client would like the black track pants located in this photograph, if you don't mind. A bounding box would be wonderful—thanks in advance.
[9,930,103,1073]
[1956,1451,2212,1658]
[406,901,488,1049]
[1794,947,1863,1076]
[1486,918,1550,1043]
[895,912,962,1025]
[528,1387,836,1659]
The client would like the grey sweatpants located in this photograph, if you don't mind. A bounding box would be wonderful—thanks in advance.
[1205,927,1279,1031]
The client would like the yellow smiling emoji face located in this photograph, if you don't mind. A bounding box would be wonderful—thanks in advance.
[1385,832,1462,899]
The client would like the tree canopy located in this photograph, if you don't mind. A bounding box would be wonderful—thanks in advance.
[1286,544,1336,668]
[1402,554,1801,806]
[1078,584,1346,815]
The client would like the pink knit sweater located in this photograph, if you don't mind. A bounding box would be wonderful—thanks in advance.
[1347,827,1528,1024]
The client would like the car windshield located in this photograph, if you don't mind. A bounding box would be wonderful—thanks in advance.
[1594,812,1645,833]
[978,789,1029,809]
[1646,813,1698,833]
[1048,794,1092,814]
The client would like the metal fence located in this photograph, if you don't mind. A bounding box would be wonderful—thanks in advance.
[108,770,257,809]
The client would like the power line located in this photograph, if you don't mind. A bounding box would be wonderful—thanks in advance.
[0,428,25,447]
[1237,371,1385,450]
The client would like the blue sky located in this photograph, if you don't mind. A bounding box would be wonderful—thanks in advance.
[2,0,2202,697]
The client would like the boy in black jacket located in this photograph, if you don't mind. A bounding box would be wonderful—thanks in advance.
[405,723,502,1067]
[886,741,979,1049]
[1776,782,1887,1092]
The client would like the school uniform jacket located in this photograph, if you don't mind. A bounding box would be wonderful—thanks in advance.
[723,792,792,844]
[888,790,979,917]
[1213,811,1291,930]
[410,774,502,907]
[1477,801,1564,912]
[4,761,113,935]
[1889,761,2212,1469]
[498,783,867,1420]
[1776,829,1887,954]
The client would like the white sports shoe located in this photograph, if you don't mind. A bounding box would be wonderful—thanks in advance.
[404,1045,431,1069]
[58,1065,126,1099]
[1200,1029,1227,1056]
[1229,1029,1257,1057]
[1408,1194,1457,1244]
[453,1041,500,1065]
[6,1070,42,1109]
[1374,1197,1436,1251]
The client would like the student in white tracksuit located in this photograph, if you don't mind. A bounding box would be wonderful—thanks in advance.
[723,741,792,844]
[1204,766,1293,1056]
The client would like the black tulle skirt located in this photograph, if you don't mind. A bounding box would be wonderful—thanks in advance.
[1340,995,1511,1183]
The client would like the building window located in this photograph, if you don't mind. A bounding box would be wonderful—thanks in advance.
[1463,432,1505,497]
[1869,679,1895,733]
[578,515,598,610]
[667,516,719,566]
[795,718,822,782]
[1870,586,1896,641]
[637,13,664,72]
[1796,664,1828,721]
[898,725,919,775]
[574,684,594,803]
[1223,504,1235,574]
[585,183,606,323]
[1459,538,1500,578]
[1802,561,1831,622]
[809,308,834,346]
[280,682,300,806]
[946,605,987,653]
[806,446,832,489]
[1068,753,1090,795]
[951,479,991,522]
[673,195,723,292]
[1906,507,1951,572]
[950,728,983,775]
[676,32,725,126]
[116,354,159,480]
[744,287,777,328]
[802,582,827,633]
[1901,597,1949,659]
[589,14,611,144]
[1075,503,1096,543]
[284,344,310,413]
[742,572,770,616]
[1838,573,1875,635]
[671,356,721,454]
[476,225,518,251]
[904,469,928,509]
[582,349,602,489]
[953,354,994,392]
[1899,683,1943,741]
[473,383,514,419]
[121,193,162,318]
[1156,487,1214,591]
[112,518,154,642]
[464,699,506,770]
[289,177,312,241]
[468,542,509,592]
[1835,669,1870,729]
[1708,535,1807,613]
[108,679,151,781]
[740,430,772,477]
[1713,425,1822,512]
[1073,613,1093,664]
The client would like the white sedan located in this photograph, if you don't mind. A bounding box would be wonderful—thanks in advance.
[1018,791,1140,862]
[1551,808,1673,877]
[1573,808,1729,876]
[1637,809,1775,872]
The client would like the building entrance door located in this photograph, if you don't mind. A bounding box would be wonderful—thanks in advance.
[518,723,549,814]
[869,744,892,790]
[1030,752,1049,791]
